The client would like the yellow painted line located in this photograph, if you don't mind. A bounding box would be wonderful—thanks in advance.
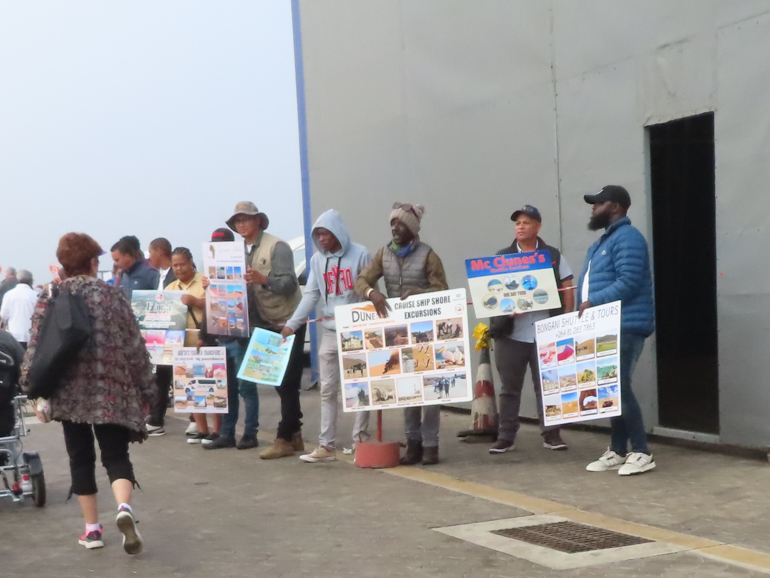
[697,545,770,574]
[555,509,721,550]
[368,462,770,573]
[171,416,770,573]
[384,466,572,515]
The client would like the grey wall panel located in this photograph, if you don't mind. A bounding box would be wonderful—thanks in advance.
[555,58,656,426]
[298,0,770,444]
[715,12,770,446]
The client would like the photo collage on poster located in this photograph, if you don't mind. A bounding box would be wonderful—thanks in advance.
[465,250,560,319]
[237,328,295,387]
[172,347,228,414]
[335,289,473,412]
[536,301,622,425]
[131,290,188,366]
[202,241,249,338]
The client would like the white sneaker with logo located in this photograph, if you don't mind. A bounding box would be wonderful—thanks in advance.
[299,446,336,463]
[618,452,656,476]
[586,449,627,472]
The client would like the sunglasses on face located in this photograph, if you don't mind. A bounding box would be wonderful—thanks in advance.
[392,202,417,215]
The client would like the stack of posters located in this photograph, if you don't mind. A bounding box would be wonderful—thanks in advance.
[465,250,560,318]
[202,241,249,338]
[535,301,622,425]
[334,288,472,413]
[237,328,295,386]
[172,347,228,413]
[131,290,187,365]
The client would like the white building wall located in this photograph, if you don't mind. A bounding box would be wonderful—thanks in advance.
[297,0,770,446]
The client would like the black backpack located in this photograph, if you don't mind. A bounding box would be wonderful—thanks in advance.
[28,286,92,399]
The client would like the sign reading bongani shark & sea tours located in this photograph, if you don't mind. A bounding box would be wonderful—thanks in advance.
[131,290,188,366]
[202,241,250,338]
[535,301,622,425]
[465,250,560,319]
[172,347,228,414]
[334,288,472,413]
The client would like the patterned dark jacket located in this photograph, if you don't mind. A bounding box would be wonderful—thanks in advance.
[20,276,156,441]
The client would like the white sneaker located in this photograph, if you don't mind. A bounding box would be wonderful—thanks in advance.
[146,424,165,437]
[586,449,627,472]
[618,452,656,476]
[185,422,199,437]
[299,446,336,463]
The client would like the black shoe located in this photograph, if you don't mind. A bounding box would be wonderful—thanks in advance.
[489,439,514,454]
[186,432,208,444]
[542,430,568,451]
[237,435,259,450]
[400,440,423,465]
[422,446,439,465]
[203,434,236,450]
[200,432,220,447]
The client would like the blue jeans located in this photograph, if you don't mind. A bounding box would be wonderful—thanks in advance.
[610,332,649,455]
[220,340,259,438]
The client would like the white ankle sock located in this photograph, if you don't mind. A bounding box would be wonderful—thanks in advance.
[118,503,132,513]
[86,522,101,533]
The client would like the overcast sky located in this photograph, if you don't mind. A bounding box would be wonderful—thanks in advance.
[0,1,303,283]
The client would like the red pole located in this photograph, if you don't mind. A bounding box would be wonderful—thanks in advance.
[377,410,383,442]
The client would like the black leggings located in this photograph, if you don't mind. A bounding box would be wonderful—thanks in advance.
[61,421,135,496]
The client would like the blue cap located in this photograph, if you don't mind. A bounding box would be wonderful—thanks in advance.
[510,205,542,222]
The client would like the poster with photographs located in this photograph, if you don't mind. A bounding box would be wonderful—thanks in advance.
[465,250,560,319]
[237,327,295,386]
[131,290,188,365]
[335,288,472,413]
[535,301,622,425]
[172,347,228,413]
[202,241,249,338]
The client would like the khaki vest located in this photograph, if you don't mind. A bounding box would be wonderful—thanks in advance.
[381,242,432,298]
[248,232,302,327]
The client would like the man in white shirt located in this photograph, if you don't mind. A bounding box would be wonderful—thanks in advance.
[488,206,575,454]
[145,237,179,437]
[0,270,39,349]
[148,238,177,290]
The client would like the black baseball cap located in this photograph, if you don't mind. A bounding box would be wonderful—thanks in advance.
[211,227,235,242]
[584,185,631,210]
[510,204,542,222]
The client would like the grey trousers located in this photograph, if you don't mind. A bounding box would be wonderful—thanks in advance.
[404,406,440,447]
[494,337,559,442]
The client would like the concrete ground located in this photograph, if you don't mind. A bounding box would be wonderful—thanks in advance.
[3,371,770,578]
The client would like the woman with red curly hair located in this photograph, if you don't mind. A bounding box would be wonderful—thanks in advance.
[21,233,155,555]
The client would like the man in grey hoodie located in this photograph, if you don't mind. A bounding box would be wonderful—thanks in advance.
[281,210,372,462]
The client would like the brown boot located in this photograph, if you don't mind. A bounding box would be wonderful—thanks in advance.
[291,431,305,452]
[422,446,439,465]
[400,439,423,465]
[259,438,295,460]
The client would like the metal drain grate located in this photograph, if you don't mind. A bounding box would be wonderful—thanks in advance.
[491,521,652,554]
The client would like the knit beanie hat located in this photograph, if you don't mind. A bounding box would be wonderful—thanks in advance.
[389,203,425,237]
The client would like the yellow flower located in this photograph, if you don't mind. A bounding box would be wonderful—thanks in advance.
[473,323,491,351]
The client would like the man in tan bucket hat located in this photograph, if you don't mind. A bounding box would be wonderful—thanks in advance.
[224,201,305,459]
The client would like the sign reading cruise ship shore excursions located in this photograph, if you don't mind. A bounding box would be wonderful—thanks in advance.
[465,250,560,319]
[535,301,622,425]
[334,288,472,413]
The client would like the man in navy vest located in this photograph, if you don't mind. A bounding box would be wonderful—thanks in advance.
[489,205,575,454]
[578,186,656,476]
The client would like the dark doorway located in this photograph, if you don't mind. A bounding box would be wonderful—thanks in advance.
[648,112,719,434]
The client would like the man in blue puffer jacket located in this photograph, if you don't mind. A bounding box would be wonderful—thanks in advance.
[577,186,656,476]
